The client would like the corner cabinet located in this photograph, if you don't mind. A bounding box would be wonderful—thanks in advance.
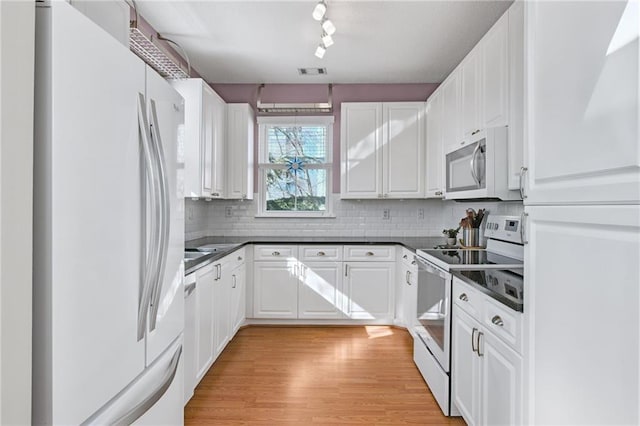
[341,102,425,199]
[226,103,254,200]
[425,92,444,198]
[171,78,226,199]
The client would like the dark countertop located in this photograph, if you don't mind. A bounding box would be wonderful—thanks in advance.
[184,235,444,275]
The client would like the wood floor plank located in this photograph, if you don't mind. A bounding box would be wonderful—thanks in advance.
[185,326,466,425]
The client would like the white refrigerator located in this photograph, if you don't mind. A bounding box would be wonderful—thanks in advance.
[523,1,639,425]
[33,2,185,424]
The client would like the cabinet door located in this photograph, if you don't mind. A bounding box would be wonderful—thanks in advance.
[195,265,215,382]
[482,13,509,128]
[382,102,425,198]
[480,330,522,426]
[461,49,482,139]
[213,261,231,359]
[524,205,640,425]
[525,1,639,204]
[399,261,417,328]
[229,263,246,335]
[441,73,461,152]
[507,1,524,190]
[226,104,254,200]
[452,307,481,426]
[210,92,226,198]
[298,261,343,319]
[201,86,215,196]
[425,94,444,197]
[340,103,383,198]
[343,262,395,320]
[253,261,298,318]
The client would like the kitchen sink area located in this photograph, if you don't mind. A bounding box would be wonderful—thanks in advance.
[184,242,243,274]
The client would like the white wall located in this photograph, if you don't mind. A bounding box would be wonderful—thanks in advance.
[0,2,34,424]
[186,195,523,241]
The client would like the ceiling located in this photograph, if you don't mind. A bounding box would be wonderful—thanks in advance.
[135,0,513,84]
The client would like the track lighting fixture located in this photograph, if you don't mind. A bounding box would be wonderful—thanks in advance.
[311,1,336,58]
[312,1,326,21]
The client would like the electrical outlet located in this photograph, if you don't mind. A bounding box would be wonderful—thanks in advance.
[382,208,391,220]
[417,208,425,220]
[225,206,233,218]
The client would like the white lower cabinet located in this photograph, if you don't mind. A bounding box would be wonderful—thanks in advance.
[397,248,417,327]
[194,264,215,383]
[298,261,343,319]
[452,277,522,425]
[343,262,395,320]
[230,261,246,335]
[212,259,231,358]
[253,260,298,318]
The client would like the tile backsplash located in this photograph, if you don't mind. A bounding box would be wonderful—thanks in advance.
[185,195,523,241]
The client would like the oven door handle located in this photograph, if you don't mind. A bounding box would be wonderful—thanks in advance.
[415,256,449,280]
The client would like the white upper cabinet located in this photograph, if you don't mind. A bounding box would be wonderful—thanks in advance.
[341,102,425,199]
[340,103,383,198]
[210,90,227,198]
[382,102,425,198]
[507,1,524,190]
[172,79,227,199]
[482,13,509,128]
[441,73,461,153]
[425,94,444,198]
[460,49,482,141]
[226,103,254,200]
[524,0,639,204]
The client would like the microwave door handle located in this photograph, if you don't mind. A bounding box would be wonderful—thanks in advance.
[469,143,481,186]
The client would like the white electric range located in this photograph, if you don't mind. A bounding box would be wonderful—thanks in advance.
[411,214,524,416]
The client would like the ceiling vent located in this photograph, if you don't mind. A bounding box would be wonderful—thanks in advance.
[257,83,333,114]
[297,68,328,76]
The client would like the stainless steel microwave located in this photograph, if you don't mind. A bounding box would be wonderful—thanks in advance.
[445,127,521,200]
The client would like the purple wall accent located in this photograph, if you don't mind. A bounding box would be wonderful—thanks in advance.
[210,83,439,192]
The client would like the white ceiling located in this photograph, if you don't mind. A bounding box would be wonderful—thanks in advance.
[136,0,513,84]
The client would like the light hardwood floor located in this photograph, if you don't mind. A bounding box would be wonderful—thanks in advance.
[185,326,466,425]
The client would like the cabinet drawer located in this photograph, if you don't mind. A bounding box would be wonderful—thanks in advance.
[483,296,522,354]
[299,245,342,261]
[253,245,298,261]
[344,245,396,261]
[226,247,246,269]
[453,277,483,319]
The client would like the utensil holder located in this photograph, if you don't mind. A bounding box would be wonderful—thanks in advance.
[461,228,479,247]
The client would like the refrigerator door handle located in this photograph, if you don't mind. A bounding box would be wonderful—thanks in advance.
[136,93,159,342]
[80,337,183,426]
[148,99,171,331]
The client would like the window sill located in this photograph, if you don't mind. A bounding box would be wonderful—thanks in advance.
[254,213,336,219]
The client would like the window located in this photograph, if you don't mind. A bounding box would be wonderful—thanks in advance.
[257,116,334,217]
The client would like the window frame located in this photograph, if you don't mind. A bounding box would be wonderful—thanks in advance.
[256,115,334,218]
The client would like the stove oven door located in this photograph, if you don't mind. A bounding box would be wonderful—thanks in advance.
[415,256,452,372]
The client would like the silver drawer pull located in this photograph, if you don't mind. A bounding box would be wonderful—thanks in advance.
[272,251,280,256]
[492,315,504,327]
[238,256,243,261]
[403,254,408,259]
[411,260,416,265]
[459,293,468,302]
[317,251,326,256]
[366,251,374,256]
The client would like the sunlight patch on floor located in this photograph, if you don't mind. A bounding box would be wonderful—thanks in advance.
[365,325,394,339]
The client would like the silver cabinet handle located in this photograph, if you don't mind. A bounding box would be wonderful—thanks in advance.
[472,129,480,135]
[317,251,326,256]
[238,256,243,261]
[411,260,417,265]
[366,251,374,256]
[403,254,408,259]
[492,315,504,327]
[460,141,465,145]
[405,270,410,285]
[459,293,468,302]
[435,190,443,196]
[232,275,237,289]
[521,212,529,245]
[519,166,528,199]
[272,251,280,256]
[471,327,478,353]
[477,331,484,357]
[344,264,348,277]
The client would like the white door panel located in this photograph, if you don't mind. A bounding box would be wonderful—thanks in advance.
[145,68,185,364]
[298,261,342,319]
[525,205,640,425]
[34,3,146,424]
